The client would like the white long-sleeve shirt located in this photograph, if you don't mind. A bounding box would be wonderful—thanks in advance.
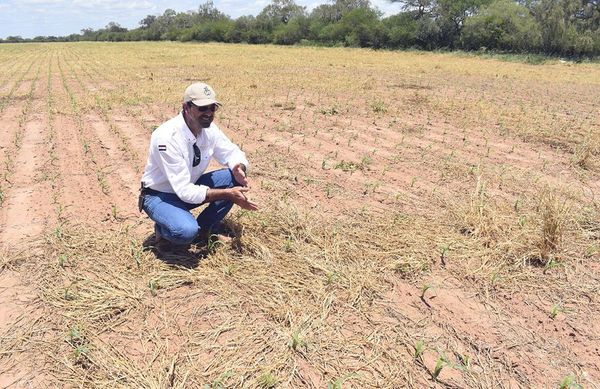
[141,113,249,204]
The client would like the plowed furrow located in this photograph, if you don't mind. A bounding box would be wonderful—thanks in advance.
[0,58,43,196]
[231,116,431,214]
[0,61,35,115]
[0,56,27,94]
[62,53,147,171]
[0,105,22,183]
[57,50,139,221]
[86,113,140,217]
[51,53,116,223]
[0,55,49,248]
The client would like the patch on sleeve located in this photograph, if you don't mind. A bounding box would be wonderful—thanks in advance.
[158,144,167,151]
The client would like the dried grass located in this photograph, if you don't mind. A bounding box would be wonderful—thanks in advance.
[1,201,447,387]
[1,42,599,388]
[2,193,595,387]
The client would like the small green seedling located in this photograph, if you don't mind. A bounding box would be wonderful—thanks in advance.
[585,244,598,257]
[111,204,118,219]
[288,329,307,351]
[257,372,278,388]
[544,257,560,271]
[284,237,294,252]
[328,373,357,389]
[203,371,233,389]
[432,355,448,381]
[130,240,142,267]
[455,353,471,370]
[371,101,387,114]
[149,280,159,296]
[223,264,237,276]
[64,283,76,301]
[66,326,89,362]
[54,225,63,239]
[207,234,224,251]
[439,243,451,264]
[320,106,338,116]
[559,374,583,389]
[58,254,67,267]
[414,340,425,360]
[67,327,82,343]
[421,284,433,299]
[325,271,339,285]
[325,185,333,199]
[550,304,564,319]
[73,344,89,359]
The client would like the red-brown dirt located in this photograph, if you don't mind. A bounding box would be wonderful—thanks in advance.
[0,43,599,388]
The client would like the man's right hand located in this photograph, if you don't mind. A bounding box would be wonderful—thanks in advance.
[228,187,258,211]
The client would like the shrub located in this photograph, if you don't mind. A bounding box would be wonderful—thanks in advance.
[461,0,541,52]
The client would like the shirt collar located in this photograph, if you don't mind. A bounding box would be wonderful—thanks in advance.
[178,112,198,144]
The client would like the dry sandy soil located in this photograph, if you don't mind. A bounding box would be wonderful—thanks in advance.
[0,42,599,388]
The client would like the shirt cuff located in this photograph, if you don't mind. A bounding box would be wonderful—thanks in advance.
[228,159,249,172]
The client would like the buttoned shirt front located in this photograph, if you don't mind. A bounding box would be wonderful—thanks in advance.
[141,113,248,204]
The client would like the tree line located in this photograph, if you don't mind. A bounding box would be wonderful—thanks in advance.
[2,0,599,57]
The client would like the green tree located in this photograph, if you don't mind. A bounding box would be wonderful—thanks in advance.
[139,15,157,28]
[311,0,373,22]
[435,0,495,47]
[461,0,541,51]
[198,1,229,21]
[226,16,254,42]
[317,7,384,47]
[105,21,128,33]
[392,0,435,17]
[383,12,420,47]
[531,0,599,55]
[259,0,307,23]
[273,16,310,44]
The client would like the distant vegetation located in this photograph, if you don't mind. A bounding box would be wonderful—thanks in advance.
[2,0,600,57]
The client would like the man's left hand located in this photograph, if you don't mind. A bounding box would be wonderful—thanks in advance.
[232,163,248,187]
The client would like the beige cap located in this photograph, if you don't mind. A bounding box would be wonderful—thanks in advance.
[183,82,221,107]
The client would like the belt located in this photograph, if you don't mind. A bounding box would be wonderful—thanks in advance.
[140,183,161,196]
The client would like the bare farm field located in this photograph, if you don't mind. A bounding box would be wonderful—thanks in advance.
[0,42,599,388]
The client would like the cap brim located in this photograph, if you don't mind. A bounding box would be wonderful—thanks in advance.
[191,98,221,107]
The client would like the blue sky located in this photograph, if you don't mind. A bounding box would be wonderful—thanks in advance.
[0,0,401,39]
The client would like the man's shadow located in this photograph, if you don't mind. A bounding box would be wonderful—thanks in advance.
[141,219,244,269]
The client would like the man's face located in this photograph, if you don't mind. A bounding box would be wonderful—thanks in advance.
[184,102,218,129]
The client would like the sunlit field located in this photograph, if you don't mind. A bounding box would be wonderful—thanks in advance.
[0,42,599,388]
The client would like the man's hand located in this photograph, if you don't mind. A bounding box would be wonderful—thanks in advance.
[228,186,258,211]
[232,163,248,187]
[205,186,258,210]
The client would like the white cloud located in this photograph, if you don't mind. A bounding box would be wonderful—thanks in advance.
[12,0,66,4]
[71,0,153,10]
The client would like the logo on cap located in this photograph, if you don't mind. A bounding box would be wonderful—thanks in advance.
[204,86,211,96]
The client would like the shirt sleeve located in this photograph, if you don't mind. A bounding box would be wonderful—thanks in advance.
[153,134,208,204]
[212,127,249,171]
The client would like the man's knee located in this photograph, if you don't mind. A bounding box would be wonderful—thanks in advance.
[169,222,198,244]
[229,169,243,187]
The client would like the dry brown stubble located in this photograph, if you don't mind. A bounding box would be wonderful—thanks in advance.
[0,42,599,388]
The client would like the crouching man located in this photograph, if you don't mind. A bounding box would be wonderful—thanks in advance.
[139,82,257,249]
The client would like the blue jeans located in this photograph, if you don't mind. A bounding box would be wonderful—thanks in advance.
[142,168,239,244]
